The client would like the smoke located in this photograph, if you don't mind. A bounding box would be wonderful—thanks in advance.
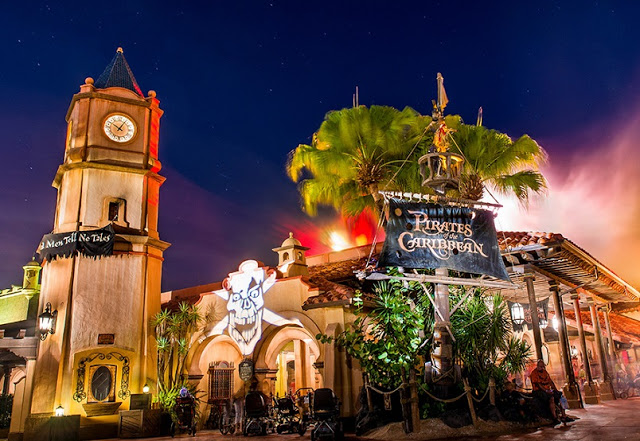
[496,115,640,289]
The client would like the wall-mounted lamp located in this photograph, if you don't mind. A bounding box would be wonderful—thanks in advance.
[570,345,579,358]
[142,384,150,394]
[39,302,58,341]
[539,317,548,329]
[55,405,64,417]
[511,302,525,326]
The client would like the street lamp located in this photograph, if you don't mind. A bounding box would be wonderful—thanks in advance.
[511,302,525,326]
[39,302,58,341]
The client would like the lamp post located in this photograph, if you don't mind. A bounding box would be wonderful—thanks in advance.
[38,302,58,341]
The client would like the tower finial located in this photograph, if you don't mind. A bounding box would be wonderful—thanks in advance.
[117,47,123,53]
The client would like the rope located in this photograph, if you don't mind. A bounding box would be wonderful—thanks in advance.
[471,386,490,403]
[366,383,405,395]
[417,383,467,403]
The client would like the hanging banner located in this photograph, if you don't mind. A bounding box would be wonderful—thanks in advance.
[38,225,115,261]
[378,199,510,281]
[508,298,549,332]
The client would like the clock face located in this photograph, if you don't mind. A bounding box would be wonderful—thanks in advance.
[103,114,135,143]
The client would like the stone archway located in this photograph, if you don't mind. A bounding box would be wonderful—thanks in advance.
[256,326,322,396]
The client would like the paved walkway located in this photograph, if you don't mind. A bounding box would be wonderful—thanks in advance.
[104,397,640,441]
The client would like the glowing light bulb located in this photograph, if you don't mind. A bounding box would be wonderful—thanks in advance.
[143,384,150,394]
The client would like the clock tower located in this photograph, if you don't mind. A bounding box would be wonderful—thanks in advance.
[27,48,169,430]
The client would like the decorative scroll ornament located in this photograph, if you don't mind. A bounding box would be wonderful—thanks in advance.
[209,260,301,356]
[73,352,130,402]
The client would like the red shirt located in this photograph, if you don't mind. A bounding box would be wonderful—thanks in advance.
[530,368,556,392]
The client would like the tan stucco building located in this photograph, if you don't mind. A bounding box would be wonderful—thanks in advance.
[5,49,640,441]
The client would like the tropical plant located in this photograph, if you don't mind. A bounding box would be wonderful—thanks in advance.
[287,106,432,220]
[443,115,547,202]
[450,291,531,391]
[317,276,433,389]
[152,302,201,410]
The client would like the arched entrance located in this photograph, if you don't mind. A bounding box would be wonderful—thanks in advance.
[260,327,322,397]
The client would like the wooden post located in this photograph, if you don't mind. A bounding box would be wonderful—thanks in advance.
[489,377,496,406]
[400,367,412,433]
[463,378,478,427]
[589,299,615,400]
[572,293,600,404]
[549,281,583,409]
[409,368,420,432]
[524,273,543,360]
[364,373,374,414]
[602,305,617,363]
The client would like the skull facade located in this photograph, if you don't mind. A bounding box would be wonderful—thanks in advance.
[223,260,276,355]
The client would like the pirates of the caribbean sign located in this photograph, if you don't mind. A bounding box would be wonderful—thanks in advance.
[379,199,510,281]
[38,225,115,261]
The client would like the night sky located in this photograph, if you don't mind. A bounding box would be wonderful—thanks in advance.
[1,1,640,291]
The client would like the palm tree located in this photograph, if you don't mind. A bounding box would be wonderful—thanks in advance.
[287,105,431,219]
[443,115,547,202]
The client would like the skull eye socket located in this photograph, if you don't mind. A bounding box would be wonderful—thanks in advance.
[249,287,260,298]
[232,293,240,302]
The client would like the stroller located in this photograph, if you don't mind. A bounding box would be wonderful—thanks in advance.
[171,394,197,437]
[274,395,305,435]
[310,388,343,441]
[243,391,271,436]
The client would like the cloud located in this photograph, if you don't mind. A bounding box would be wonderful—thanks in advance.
[496,114,640,288]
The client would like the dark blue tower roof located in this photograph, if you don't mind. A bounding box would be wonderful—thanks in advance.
[95,47,143,96]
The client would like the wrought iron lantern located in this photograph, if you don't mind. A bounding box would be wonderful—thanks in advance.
[38,302,57,341]
[511,302,525,326]
[55,405,64,417]
[418,150,464,194]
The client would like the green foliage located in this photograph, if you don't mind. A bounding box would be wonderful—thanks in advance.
[156,384,204,423]
[445,115,547,203]
[0,394,12,428]
[450,292,531,390]
[318,277,433,388]
[152,302,202,409]
[319,277,531,395]
[287,105,432,219]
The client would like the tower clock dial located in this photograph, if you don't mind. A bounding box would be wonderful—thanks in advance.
[103,114,136,143]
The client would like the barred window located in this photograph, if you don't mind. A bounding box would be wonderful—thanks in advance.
[208,361,234,403]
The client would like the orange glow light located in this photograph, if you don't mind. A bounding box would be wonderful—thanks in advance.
[329,231,351,252]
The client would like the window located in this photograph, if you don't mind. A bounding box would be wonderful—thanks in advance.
[208,361,234,403]
[103,198,128,227]
[88,365,116,403]
[108,202,120,221]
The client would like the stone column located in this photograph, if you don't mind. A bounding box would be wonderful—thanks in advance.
[549,281,582,408]
[571,293,600,404]
[525,273,543,360]
[588,299,614,400]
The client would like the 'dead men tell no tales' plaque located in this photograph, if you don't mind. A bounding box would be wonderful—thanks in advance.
[378,199,510,281]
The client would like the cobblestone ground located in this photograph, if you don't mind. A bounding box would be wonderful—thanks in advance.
[106,397,640,441]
